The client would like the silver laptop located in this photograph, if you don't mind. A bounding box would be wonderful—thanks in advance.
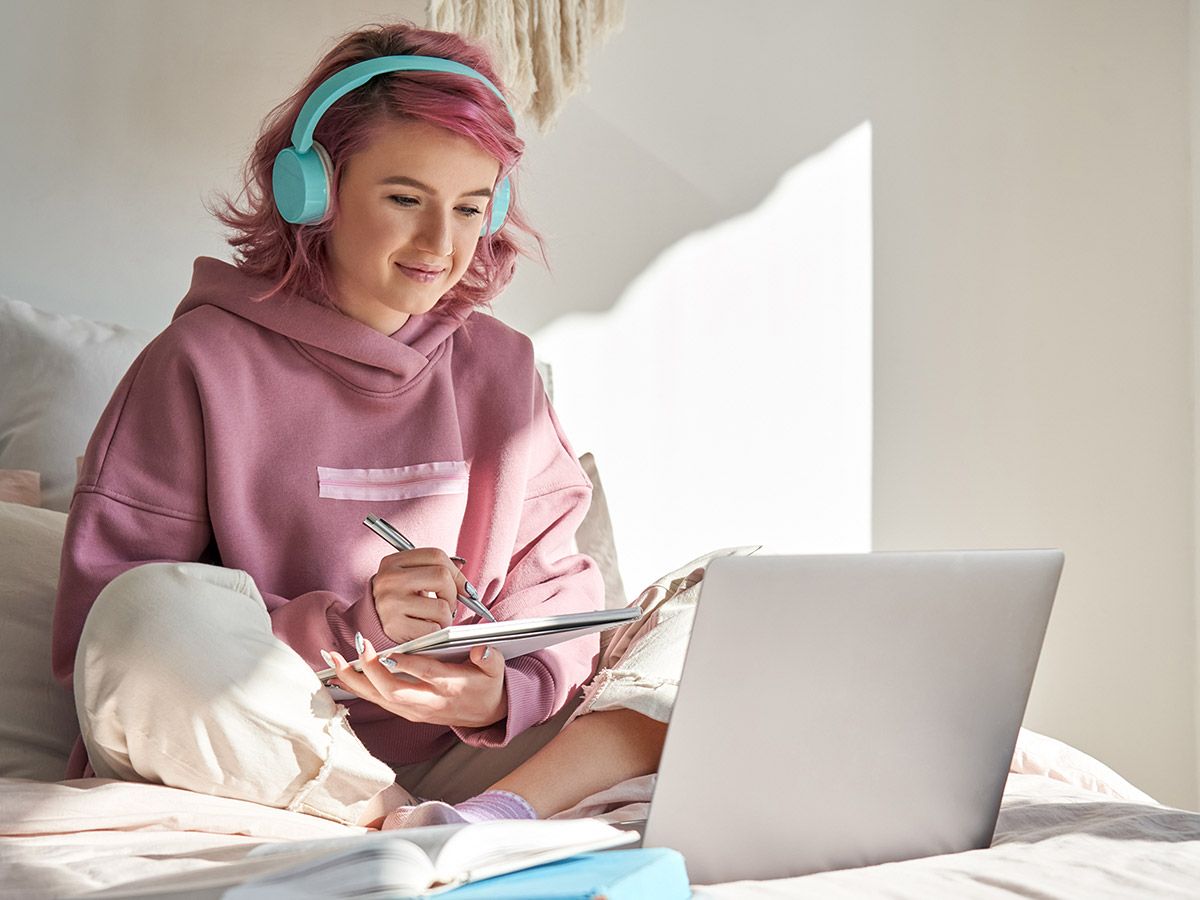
[640,549,1063,884]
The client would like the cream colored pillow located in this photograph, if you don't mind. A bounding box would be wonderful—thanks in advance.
[576,452,627,610]
[0,501,79,780]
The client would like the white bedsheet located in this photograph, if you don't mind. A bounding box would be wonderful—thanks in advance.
[1,731,1197,898]
[694,775,1200,898]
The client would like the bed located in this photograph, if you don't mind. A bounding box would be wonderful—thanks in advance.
[2,296,1199,897]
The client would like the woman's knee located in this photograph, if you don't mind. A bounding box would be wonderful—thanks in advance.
[89,560,263,633]
[78,562,272,699]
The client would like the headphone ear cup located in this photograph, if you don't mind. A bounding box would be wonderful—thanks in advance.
[482,176,511,236]
[272,142,334,224]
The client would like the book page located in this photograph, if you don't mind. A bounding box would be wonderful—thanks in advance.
[225,821,636,897]
[431,819,638,884]
[226,831,440,897]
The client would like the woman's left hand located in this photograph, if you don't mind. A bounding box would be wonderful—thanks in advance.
[326,637,508,729]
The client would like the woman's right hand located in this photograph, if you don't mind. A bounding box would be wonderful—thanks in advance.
[370,548,470,644]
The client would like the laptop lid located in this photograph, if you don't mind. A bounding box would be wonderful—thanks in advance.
[641,549,1063,884]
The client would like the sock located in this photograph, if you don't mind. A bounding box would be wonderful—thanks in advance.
[381,789,538,830]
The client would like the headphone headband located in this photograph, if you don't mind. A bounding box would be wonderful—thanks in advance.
[290,56,512,152]
[272,54,514,233]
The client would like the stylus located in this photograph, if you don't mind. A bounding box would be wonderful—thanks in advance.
[363,515,497,622]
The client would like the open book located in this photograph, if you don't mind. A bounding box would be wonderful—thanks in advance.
[317,606,641,683]
[224,818,639,899]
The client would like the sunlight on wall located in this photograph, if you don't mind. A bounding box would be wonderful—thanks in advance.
[534,122,873,595]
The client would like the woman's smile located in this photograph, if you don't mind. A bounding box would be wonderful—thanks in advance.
[395,261,446,284]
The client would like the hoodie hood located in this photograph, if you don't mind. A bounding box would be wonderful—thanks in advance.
[173,257,468,393]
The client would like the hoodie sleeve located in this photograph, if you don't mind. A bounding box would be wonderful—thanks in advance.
[53,338,211,689]
[52,333,385,692]
[451,378,606,748]
[258,580,393,669]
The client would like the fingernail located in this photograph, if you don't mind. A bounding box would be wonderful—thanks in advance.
[482,646,492,660]
[451,556,467,567]
[354,632,365,655]
[381,657,398,671]
[320,649,334,667]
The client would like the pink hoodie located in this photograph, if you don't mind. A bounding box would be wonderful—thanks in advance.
[53,257,603,776]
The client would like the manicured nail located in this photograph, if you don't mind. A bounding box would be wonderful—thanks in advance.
[482,646,492,660]
[354,632,365,655]
[320,649,334,667]
[381,657,398,671]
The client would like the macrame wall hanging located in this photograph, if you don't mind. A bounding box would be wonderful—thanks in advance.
[428,0,625,133]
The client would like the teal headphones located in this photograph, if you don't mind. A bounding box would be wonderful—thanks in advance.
[271,55,513,235]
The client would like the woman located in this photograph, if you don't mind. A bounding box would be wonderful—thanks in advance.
[52,21,670,829]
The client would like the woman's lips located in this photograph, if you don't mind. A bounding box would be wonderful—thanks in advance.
[395,263,444,284]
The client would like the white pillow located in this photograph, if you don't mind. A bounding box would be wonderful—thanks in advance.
[1010,727,1160,805]
[0,501,78,780]
[0,298,151,512]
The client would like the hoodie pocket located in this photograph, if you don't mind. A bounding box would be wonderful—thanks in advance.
[316,461,469,501]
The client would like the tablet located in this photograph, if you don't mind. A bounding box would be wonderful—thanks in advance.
[316,606,641,682]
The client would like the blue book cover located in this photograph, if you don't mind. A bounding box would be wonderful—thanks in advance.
[441,848,691,899]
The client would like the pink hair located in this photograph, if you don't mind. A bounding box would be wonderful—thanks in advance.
[207,21,544,317]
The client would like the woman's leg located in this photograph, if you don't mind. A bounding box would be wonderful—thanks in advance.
[75,561,400,826]
[385,546,758,826]
[490,708,668,817]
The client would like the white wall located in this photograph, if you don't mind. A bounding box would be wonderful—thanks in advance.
[1,0,1196,809]
[1191,0,1200,804]
[866,0,1195,811]
[0,0,425,332]
[514,1,1197,809]
[533,123,875,594]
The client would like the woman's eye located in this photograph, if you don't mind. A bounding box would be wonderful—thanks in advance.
[388,195,418,207]
[457,206,482,218]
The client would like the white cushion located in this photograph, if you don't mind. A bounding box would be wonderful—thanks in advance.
[0,501,78,780]
[0,298,151,512]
